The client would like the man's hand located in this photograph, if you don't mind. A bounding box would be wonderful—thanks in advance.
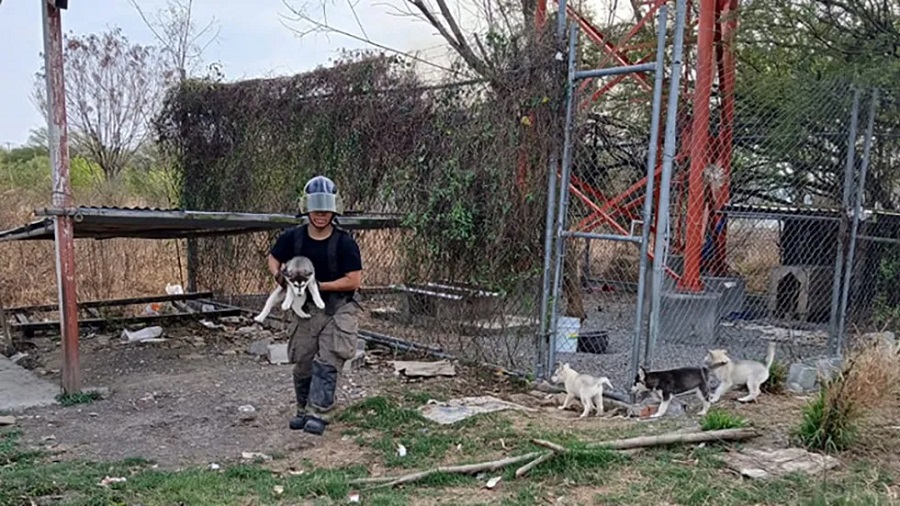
[274,271,287,288]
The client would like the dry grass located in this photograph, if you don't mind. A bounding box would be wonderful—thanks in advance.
[795,335,900,453]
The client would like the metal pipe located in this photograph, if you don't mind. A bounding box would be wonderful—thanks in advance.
[680,0,716,292]
[629,3,669,390]
[574,62,657,80]
[547,25,579,374]
[556,0,567,40]
[836,89,879,354]
[536,149,559,379]
[827,88,861,356]
[646,0,688,367]
[42,0,80,393]
[561,230,642,243]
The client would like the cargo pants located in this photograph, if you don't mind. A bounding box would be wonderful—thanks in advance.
[287,296,361,423]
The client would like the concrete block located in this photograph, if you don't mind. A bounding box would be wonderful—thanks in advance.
[815,357,843,384]
[787,363,819,393]
[266,343,290,365]
[659,290,721,346]
[702,275,746,320]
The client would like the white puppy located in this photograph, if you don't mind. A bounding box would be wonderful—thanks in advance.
[705,341,776,404]
[550,363,614,418]
[254,256,325,323]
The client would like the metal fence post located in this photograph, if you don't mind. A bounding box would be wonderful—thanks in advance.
[41,0,81,393]
[645,0,688,367]
[546,25,579,374]
[836,89,879,353]
[628,2,669,390]
[536,149,559,379]
[827,88,861,356]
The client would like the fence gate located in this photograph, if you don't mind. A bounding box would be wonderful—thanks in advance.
[538,0,688,389]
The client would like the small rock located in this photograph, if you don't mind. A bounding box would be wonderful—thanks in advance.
[96,336,111,347]
[237,326,258,335]
[237,405,257,421]
[221,349,238,356]
[84,387,111,399]
[788,363,820,393]
[0,415,16,426]
[220,316,244,325]
[273,485,284,495]
[248,338,274,357]
[241,451,272,461]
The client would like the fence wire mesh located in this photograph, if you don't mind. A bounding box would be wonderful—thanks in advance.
[154,52,563,373]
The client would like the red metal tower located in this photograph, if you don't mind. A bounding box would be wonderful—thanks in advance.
[538,0,738,290]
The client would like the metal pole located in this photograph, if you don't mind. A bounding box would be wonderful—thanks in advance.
[547,25,579,374]
[42,0,81,393]
[645,0,688,367]
[827,88,860,356]
[629,3,669,386]
[536,149,559,379]
[836,89,878,354]
[556,0,568,40]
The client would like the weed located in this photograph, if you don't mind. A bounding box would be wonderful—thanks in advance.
[794,384,858,453]
[700,408,749,431]
[762,361,787,394]
[55,390,103,407]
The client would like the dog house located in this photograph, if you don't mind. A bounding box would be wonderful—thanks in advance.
[767,265,832,323]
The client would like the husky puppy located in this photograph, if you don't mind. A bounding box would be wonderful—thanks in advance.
[631,366,711,418]
[705,341,776,404]
[254,256,325,323]
[551,363,615,418]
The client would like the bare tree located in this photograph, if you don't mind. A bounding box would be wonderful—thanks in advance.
[127,0,221,82]
[34,28,171,179]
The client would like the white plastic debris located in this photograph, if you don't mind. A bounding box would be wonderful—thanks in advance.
[273,485,284,495]
[121,326,165,343]
[241,451,272,461]
[486,476,502,489]
[208,463,220,470]
[348,491,361,503]
[99,476,127,487]
[397,444,407,457]
[165,283,185,295]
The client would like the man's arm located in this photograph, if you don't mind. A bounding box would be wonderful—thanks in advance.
[319,271,361,292]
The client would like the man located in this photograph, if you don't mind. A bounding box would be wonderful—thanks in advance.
[267,175,363,436]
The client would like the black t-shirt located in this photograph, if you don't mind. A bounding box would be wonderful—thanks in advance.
[270,226,363,292]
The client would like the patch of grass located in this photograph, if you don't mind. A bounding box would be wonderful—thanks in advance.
[794,386,859,453]
[700,408,749,431]
[762,360,788,394]
[55,390,103,407]
[337,396,427,432]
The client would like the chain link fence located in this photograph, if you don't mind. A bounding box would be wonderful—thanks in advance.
[550,28,899,388]
[155,51,563,373]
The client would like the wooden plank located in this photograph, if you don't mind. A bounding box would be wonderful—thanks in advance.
[11,306,242,335]
[6,291,215,314]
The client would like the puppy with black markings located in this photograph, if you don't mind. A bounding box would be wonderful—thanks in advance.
[631,365,711,418]
[551,362,614,418]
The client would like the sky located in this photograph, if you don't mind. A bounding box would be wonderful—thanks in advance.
[0,0,633,148]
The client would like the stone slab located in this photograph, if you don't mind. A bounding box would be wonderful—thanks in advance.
[0,355,59,412]
[266,343,290,365]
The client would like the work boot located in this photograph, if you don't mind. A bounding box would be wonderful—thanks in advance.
[289,374,312,430]
[303,360,338,435]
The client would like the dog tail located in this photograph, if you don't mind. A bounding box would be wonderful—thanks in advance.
[765,340,776,369]
[599,377,613,390]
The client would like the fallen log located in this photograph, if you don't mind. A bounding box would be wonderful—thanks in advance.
[350,451,543,488]
[585,428,760,450]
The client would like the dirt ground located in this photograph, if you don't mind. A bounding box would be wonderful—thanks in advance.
[8,317,528,470]
[8,316,900,482]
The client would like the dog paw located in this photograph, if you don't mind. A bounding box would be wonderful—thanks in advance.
[253,316,265,323]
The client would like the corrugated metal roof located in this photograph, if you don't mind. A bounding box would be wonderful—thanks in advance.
[0,206,404,242]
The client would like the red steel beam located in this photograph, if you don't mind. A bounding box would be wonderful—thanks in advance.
[41,0,81,393]
[709,0,737,276]
[566,5,653,91]
[679,0,715,292]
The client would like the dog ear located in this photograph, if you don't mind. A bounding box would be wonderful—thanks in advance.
[638,367,645,380]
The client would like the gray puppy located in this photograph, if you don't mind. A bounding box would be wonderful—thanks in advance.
[631,365,711,418]
[254,256,325,322]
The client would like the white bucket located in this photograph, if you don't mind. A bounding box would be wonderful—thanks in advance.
[554,316,581,353]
